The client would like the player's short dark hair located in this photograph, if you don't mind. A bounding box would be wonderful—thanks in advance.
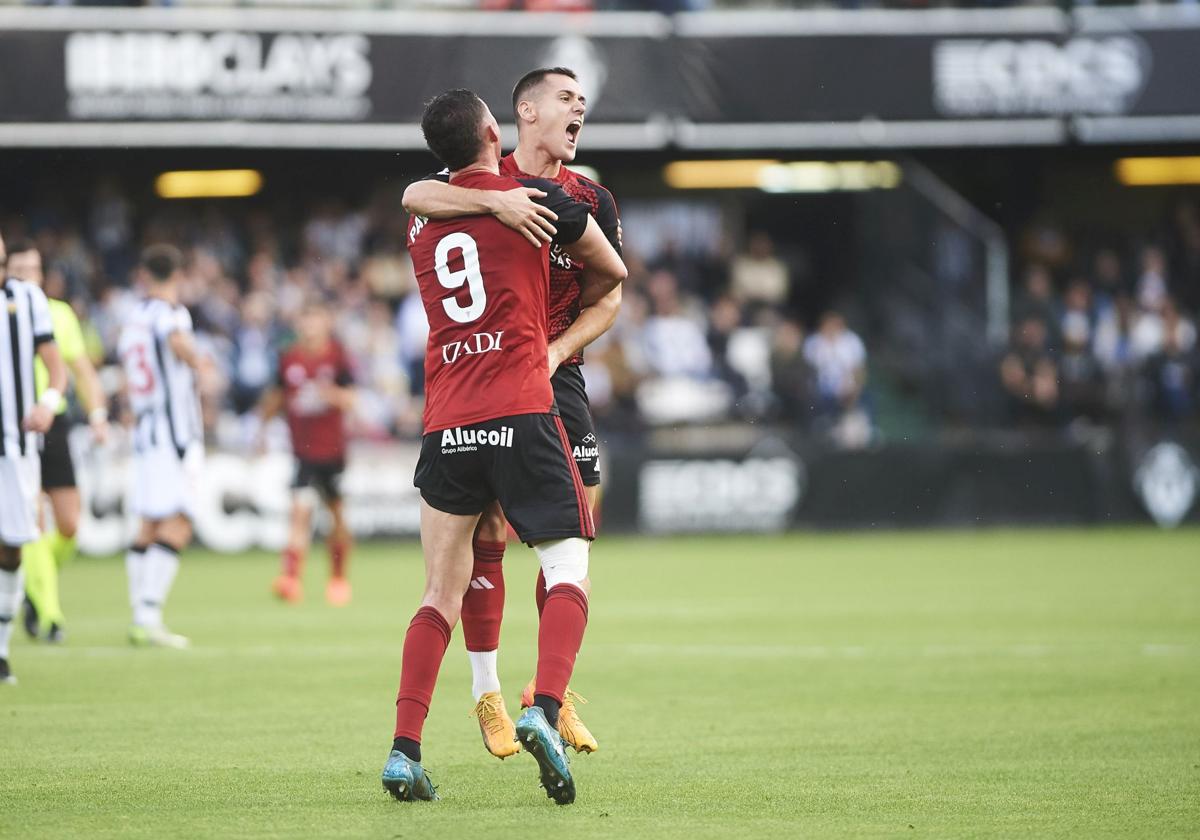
[4,238,37,258]
[512,67,578,118]
[141,244,184,282]
[420,89,488,171]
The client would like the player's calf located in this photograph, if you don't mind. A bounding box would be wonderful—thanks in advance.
[530,539,589,727]
[0,547,23,683]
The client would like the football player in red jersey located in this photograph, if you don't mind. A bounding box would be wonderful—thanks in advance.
[256,302,357,606]
[403,67,618,756]
[381,89,625,805]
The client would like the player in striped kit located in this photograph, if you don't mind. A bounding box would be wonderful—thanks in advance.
[0,232,67,685]
[4,240,110,645]
[117,246,204,649]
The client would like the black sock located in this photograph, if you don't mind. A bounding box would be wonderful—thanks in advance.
[392,737,421,762]
[534,694,561,729]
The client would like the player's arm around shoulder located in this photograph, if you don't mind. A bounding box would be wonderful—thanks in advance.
[567,215,628,308]
[402,172,557,247]
[527,179,627,303]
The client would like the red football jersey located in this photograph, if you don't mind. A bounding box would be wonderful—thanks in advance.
[498,155,622,366]
[408,169,589,433]
[278,340,354,462]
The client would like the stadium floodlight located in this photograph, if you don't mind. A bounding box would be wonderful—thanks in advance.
[1115,157,1200,187]
[759,161,902,193]
[663,159,901,192]
[155,170,264,199]
[662,159,782,190]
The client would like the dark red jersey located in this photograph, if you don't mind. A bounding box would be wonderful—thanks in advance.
[408,169,590,433]
[499,155,621,366]
[277,340,354,462]
[425,160,622,368]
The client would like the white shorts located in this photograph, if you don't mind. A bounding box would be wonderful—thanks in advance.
[0,454,41,546]
[131,443,203,521]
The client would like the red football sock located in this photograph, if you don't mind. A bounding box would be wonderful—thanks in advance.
[534,584,589,704]
[281,546,304,578]
[393,606,452,742]
[534,568,547,616]
[330,539,350,580]
[461,539,505,652]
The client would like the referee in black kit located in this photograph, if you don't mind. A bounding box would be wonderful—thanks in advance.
[0,232,66,685]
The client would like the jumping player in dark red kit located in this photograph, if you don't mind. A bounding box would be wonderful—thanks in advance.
[256,302,357,606]
[381,89,625,805]
[403,67,621,756]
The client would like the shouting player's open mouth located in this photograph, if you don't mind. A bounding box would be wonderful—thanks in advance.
[566,119,583,148]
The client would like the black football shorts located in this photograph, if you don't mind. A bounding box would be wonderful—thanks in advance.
[41,413,77,490]
[292,457,346,503]
[415,412,595,544]
[551,364,600,487]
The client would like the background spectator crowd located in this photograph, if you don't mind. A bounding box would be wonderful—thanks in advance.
[3,177,1197,453]
[1001,202,1200,432]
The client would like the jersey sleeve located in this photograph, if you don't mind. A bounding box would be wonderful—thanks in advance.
[517,178,590,246]
[50,301,86,362]
[419,169,451,184]
[592,185,623,255]
[28,285,54,345]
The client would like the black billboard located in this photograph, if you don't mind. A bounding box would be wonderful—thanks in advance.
[0,7,1197,149]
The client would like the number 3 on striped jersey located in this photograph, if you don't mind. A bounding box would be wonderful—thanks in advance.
[435,232,486,324]
[125,343,156,396]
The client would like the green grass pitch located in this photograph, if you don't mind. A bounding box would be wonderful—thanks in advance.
[3,528,1199,838]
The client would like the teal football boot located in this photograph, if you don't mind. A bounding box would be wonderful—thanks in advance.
[515,707,575,805]
[381,750,438,801]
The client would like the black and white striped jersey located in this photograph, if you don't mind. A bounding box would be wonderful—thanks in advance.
[117,297,202,457]
[0,277,54,458]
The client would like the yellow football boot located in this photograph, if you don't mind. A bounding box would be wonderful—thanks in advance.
[520,678,598,754]
[472,691,520,759]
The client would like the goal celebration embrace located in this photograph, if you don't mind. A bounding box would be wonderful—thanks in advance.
[5,4,1200,838]
[384,68,626,806]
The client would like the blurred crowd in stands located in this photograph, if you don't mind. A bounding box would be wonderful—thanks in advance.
[2,178,873,449]
[1001,202,1200,432]
[3,178,1197,453]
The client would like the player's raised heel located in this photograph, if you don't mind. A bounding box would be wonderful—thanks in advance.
[515,707,576,806]
[472,691,520,759]
[381,750,438,802]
